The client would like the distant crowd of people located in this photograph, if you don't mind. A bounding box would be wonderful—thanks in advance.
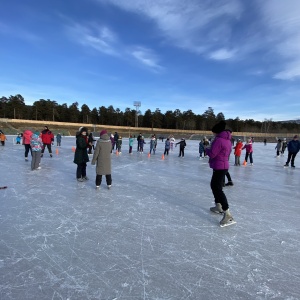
[1,124,300,228]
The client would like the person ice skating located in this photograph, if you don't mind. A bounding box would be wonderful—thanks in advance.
[170,136,175,151]
[0,132,7,146]
[275,139,282,157]
[16,134,21,144]
[56,133,62,147]
[150,135,156,154]
[206,120,235,227]
[176,138,186,157]
[137,133,142,152]
[110,134,114,153]
[284,135,300,168]
[91,130,112,189]
[74,127,89,182]
[242,138,253,166]
[164,138,170,156]
[88,132,96,154]
[199,140,205,159]
[281,138,287,155]
[203,138,210,157]
[264,138,267,146]
[23,129,33,161]
[40,126,54,157]
[129,135,134,154]
[113,132,119,150]
[233,139,243,166]
[117,135,122,153]
[139,136,146,153]
[30,130,43,170]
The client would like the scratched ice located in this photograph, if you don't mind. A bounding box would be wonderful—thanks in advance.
[0,136,300,299]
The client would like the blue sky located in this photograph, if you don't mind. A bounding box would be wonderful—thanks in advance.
[1,0,300,121]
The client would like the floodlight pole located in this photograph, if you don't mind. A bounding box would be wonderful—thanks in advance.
[133,101,141,127]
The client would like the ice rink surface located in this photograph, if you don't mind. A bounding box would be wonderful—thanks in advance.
[0,136,300,300]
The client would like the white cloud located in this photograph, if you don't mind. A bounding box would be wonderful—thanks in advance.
[65,22,119,56]
[273,61,300,80]
[96,0,243,54]
[209,48,237,60]
[130,46,163,72]
[259,0,300,80]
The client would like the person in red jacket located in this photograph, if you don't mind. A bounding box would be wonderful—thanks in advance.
[22,129,33,161]
[233,139,243,166]
[40,126,54,157]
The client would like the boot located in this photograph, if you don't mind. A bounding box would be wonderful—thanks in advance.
[220,210,235,227]
[210,203,223,214]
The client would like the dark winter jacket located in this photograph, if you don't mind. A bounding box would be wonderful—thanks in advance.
[287,139,300,153]
[73,133,89,164]
[165,140,170,150]
[206,130,232,170]
[176,139,186,149]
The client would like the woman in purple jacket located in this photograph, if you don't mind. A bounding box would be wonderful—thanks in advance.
[206,121,236,227]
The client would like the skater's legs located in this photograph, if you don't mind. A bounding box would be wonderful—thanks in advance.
[96,174,102,186]
[210,169,229,211]
[249,152,253,164]
[105,174,112,185]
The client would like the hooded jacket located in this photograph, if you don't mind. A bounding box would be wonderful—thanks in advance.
[23,130,33,145]
[30,133,43,151]
[73,129,89,164]
[233,141,243,156]
[206,130,232,170]
[91,133,112,175]
[41,128,54,144]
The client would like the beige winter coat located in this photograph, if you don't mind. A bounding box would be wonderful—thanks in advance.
[91,133,112,175]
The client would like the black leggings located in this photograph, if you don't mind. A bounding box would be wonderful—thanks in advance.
[210,169,229,211]
[24,144,32,157]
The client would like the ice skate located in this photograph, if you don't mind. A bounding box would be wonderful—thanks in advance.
[225,181,234,186]
[77,178,84,182]
[96,186,100,189]
[210,203,223,214]
[83,176,89,181]
[107,185,112,190]
[220,210,236,227]
[284,163,289,167]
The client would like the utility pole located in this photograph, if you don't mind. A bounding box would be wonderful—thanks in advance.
[133,101,141,127]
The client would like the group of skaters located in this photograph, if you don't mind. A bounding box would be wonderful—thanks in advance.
[15,126,64,171]
[3,122,300,228]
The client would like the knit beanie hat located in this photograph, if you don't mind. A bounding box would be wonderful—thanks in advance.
[211,121,226,134]
[100,130,107,137]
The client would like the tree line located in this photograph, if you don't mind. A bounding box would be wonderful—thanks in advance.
[1,94,299,133]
